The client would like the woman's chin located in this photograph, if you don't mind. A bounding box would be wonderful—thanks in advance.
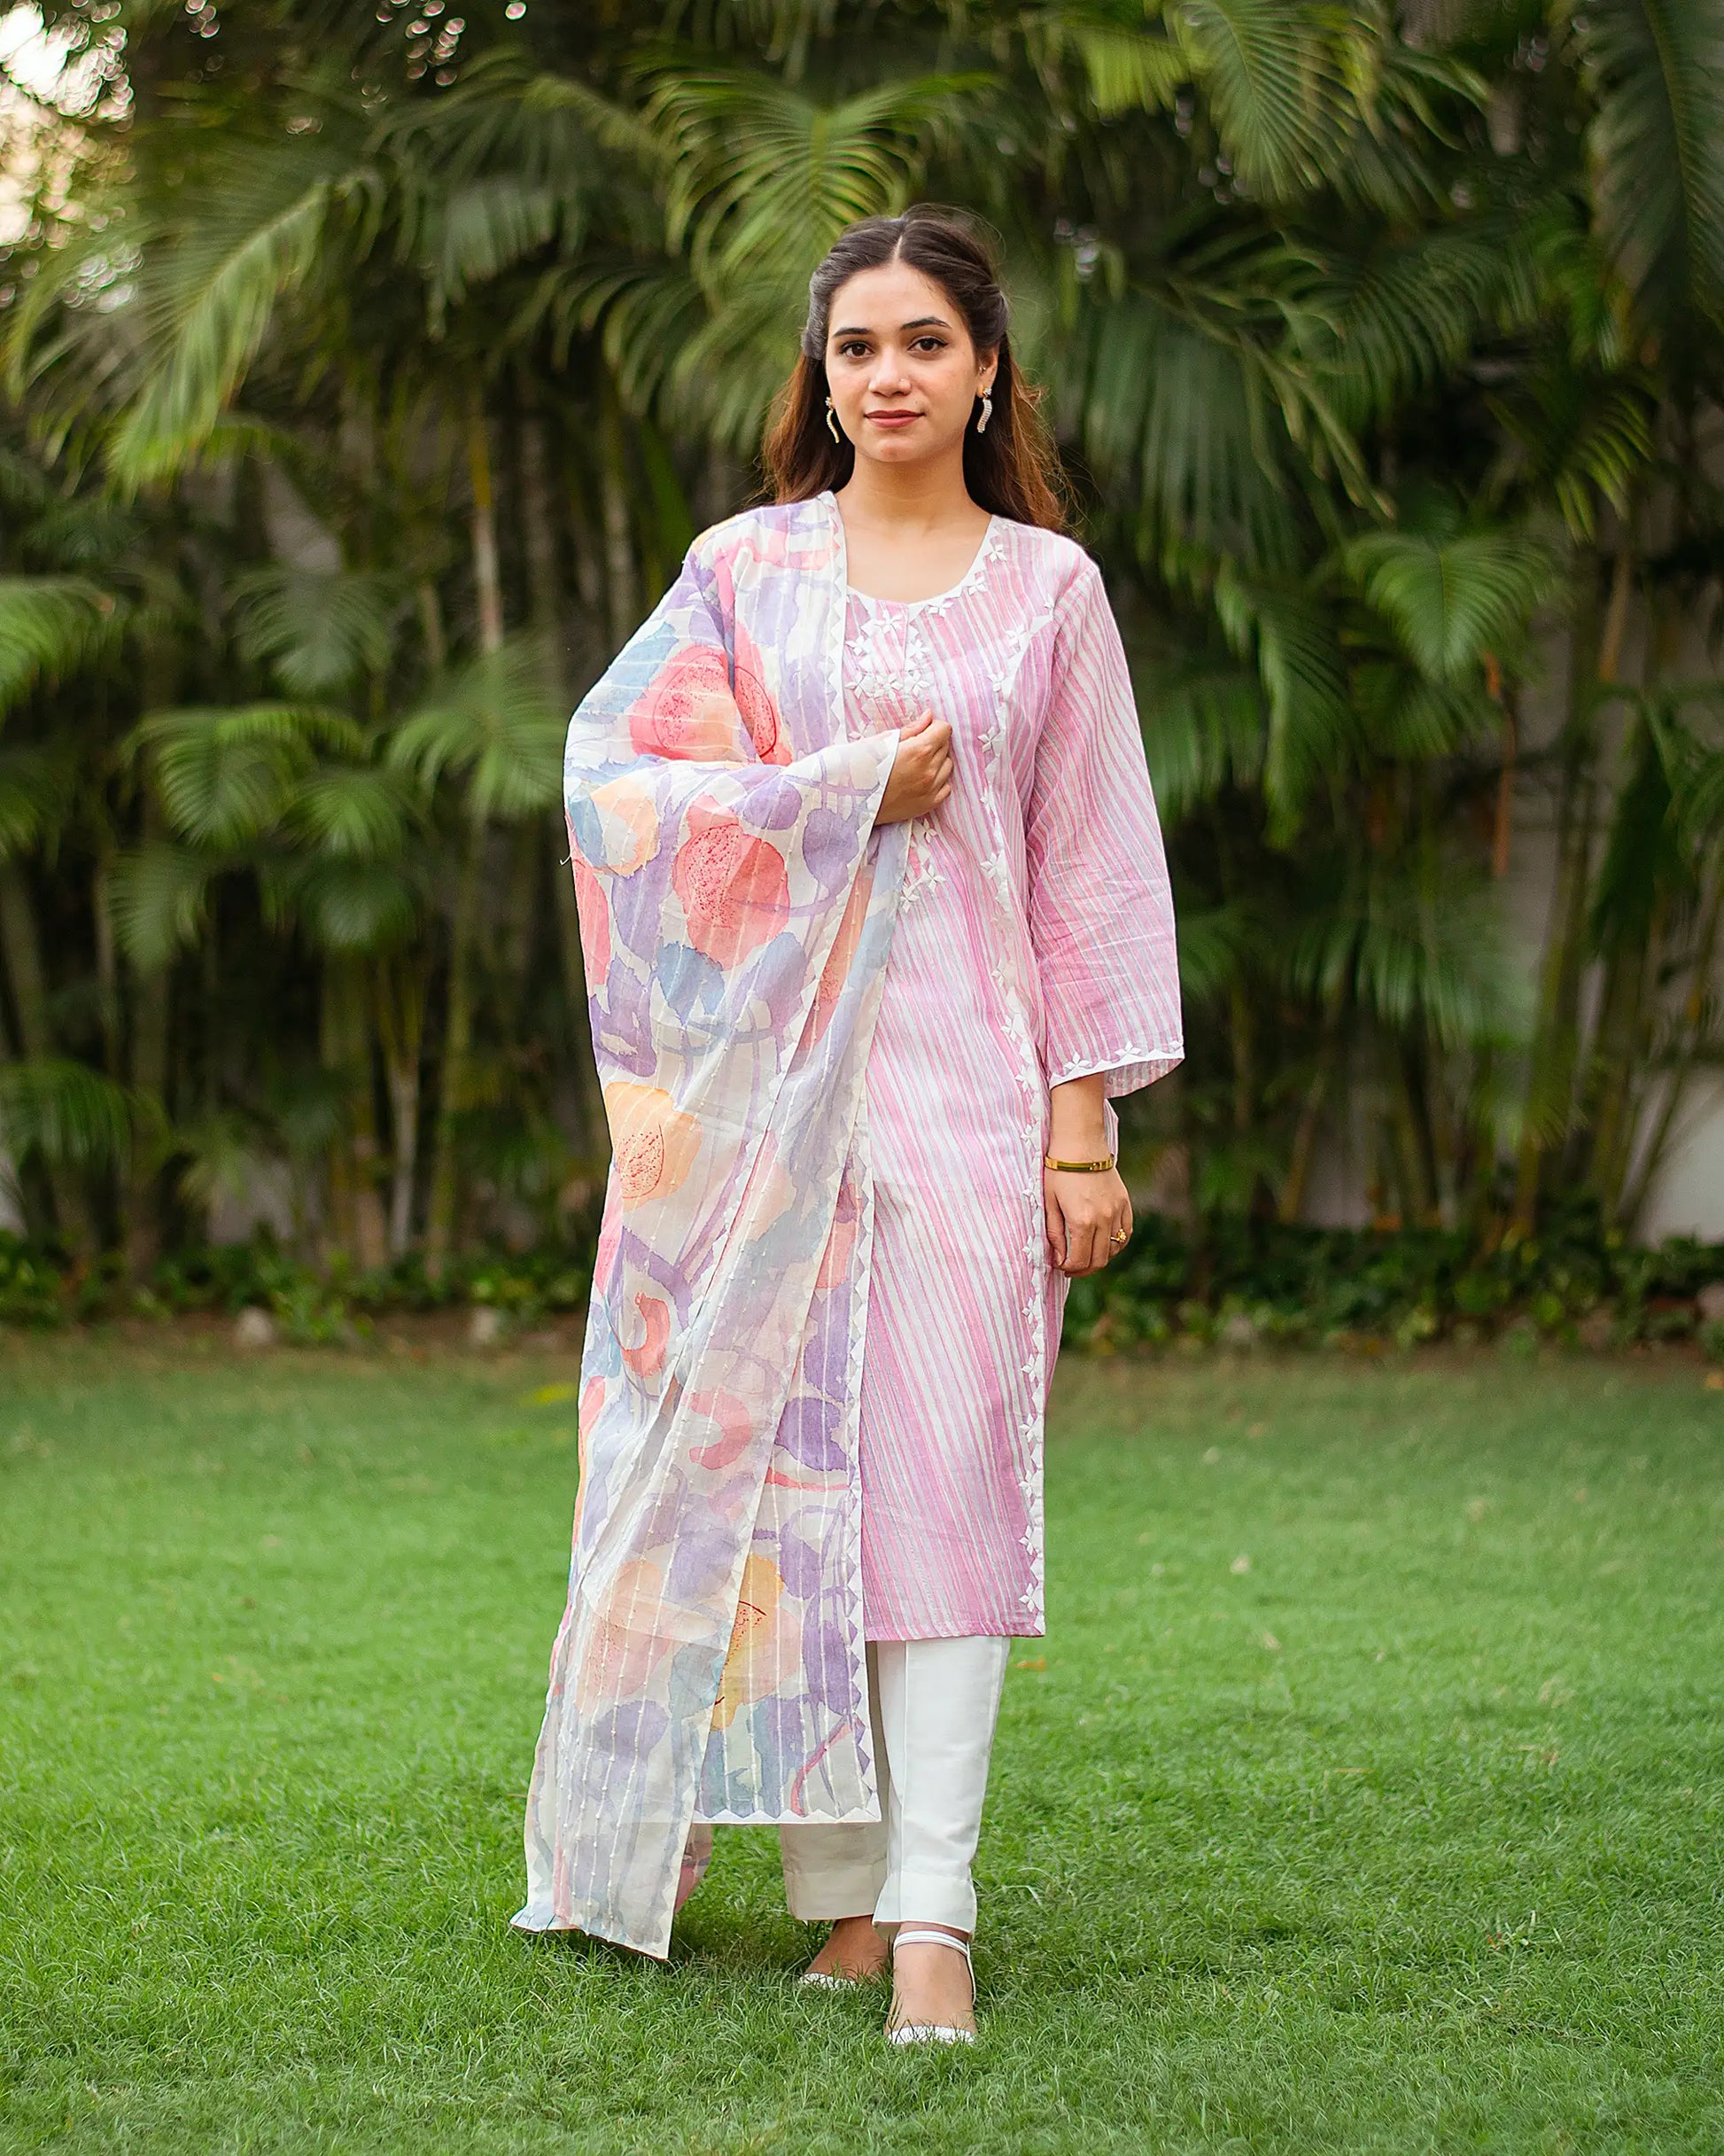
[857,433,954,467]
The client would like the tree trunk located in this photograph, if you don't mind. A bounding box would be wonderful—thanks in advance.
[0,858,95,1252]
[423,815,485,1280]
[599,373,639,656]
[124,637,179,1277]
[417,580,447,674]
[319,959,356,1261]
[347,1009,389,1272]
[1510,538,1629,1234]
[376,956,425,1261]
[522,380,601,1171]
[93,855,121,1079]
[467,381,505,658]
[1386,1035,1438,1226]
[1280,984,1347,1225]
[519,377,571,693]
[322,956,388,1271]
[1491,686,1518,880]
[421,385,508,1279]
[499,822,540,1028]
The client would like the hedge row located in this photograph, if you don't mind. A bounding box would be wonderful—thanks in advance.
[5,1206,1724,1352]
[1062,1210,1724,1354]
[0,1234,595,1339]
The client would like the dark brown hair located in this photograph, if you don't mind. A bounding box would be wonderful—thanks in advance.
[761,205,1068,532]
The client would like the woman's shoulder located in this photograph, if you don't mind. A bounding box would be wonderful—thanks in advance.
[991,517,1104,611]
[686,496,827,575]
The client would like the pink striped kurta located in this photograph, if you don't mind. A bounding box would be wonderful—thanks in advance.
[835,502,1183,1640]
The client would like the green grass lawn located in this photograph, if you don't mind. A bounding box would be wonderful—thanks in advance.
[1,1336,1720,2153]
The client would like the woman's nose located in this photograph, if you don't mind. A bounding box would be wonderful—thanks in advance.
[868,350,911,393]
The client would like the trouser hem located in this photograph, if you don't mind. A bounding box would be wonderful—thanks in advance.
[874,1869,978,1934]
[780,1850,889,1923]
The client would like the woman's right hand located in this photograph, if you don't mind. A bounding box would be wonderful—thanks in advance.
[876,707,953,825]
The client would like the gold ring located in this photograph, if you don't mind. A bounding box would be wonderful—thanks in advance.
[1111,1228,1129,1243]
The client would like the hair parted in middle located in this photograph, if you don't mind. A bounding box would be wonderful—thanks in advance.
[761,204,1068,533]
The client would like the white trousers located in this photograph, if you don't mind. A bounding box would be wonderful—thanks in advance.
[779,1635,1010,1934]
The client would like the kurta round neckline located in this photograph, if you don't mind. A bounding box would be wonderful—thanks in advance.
[824,488,999,611]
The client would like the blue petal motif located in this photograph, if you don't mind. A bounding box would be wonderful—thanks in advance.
[656,941,726,1024]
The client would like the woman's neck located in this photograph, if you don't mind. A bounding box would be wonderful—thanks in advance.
[834,455,987,536]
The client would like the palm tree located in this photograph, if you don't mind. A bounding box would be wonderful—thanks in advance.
[0,0,1720,1287]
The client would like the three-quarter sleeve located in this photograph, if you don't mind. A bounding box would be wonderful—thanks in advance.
[1025,560,1184,1099]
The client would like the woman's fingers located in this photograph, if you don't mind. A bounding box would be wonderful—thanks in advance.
[901,722,954,814]
[1055,1210,1133,1274]
[1044,1188,1068,1270]
[1043,1162,1133,1275]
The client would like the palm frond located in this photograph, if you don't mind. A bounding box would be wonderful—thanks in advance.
[1587,723,1679,955]
[128,704,362,848]
[1354,666,1503,759]
[108,129,374,485]
[1309,222,1532,432]
[1292,850,1529,1049]
[260,855,423,953]
[0,576,117,712]
[230,567,401,696]
[1065,284,1303,578]
[1569,0,1724,328]
[1342,525,1560,683]
[1319,44,1487,219]
[1025,8,1189,117]
[1176,899,1262,1001]
[0,1057,136,1171]
[643,67,987,296]
[1647,685,1724,844]
[108,842,217,969]
[1487,363,1657,535]
[388,638,563,821]
[0,747,76,860]
[1138,658,1268,815]
[170,1107,278,1215]
[282,767,415,860]
[384,58,659,319]
[1215,570,1356,831]
[1168,0,1347,199]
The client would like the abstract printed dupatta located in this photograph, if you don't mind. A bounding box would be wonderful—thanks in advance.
[515,501,909,1958]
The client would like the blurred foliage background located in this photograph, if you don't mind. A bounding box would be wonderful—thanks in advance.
[1,0,1723,1307]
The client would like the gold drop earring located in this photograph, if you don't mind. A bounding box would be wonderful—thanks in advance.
[975,386,994,435]
[825,396,843,444]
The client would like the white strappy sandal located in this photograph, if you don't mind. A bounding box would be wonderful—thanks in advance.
[885,1928,977,2045]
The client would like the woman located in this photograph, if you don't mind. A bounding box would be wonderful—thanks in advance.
[515,206,1181,2044]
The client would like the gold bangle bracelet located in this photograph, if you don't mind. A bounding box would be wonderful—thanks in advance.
[1044,1154,1116,1172]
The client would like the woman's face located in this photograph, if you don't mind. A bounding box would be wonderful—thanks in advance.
[823,260,997,470]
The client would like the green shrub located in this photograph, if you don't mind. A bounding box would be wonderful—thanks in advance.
[0,1235,66,1328]
[5,1199,1724,1352]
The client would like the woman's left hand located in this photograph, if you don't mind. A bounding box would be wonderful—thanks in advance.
[1044,1167,1132,1277]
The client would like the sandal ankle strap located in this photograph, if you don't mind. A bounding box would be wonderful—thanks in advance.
[892,1927,973,1966]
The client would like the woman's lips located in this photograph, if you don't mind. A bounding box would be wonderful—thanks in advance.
[865,411,920,427]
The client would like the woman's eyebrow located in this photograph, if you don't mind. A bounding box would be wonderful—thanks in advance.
[829,315,953,339]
